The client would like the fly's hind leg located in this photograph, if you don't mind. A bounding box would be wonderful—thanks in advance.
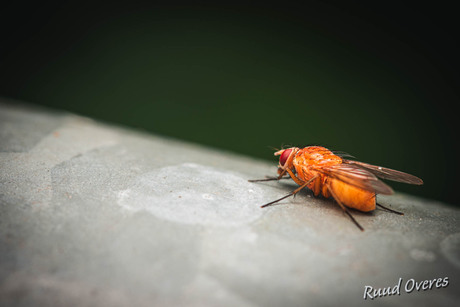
[376,203,404,215]
[326,184,365,231]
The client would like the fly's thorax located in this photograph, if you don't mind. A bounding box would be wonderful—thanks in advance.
[294,146,342,167]
[292,147,342,195]
[293,162,321,188]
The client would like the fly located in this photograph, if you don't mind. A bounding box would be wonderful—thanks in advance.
[249,146,423,231]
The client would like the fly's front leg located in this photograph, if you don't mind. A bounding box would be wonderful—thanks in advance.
[248,176,290,182]
[284,168,309,199]
[285,168,305,186]
[248,168,290,182]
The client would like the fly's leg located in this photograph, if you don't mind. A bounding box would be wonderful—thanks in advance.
[277,168,287,180]
[327,184,365,231]
[260,176,317,208]
[284,168,310,199]
[248,168,290,182]
[377,203,404,215]
[248,176,290,182]
[285,168,306,186]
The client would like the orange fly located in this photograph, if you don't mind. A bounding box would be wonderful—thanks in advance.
[249,146,423,231]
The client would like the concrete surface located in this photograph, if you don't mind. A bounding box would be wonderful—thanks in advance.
[0,99,459,306]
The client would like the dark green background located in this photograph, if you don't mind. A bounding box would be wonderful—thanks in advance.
[1,2,458,205]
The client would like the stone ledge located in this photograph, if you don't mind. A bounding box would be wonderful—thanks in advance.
[1,100,459,306]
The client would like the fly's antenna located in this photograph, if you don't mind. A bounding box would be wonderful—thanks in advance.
[267,145,280,151]
[280,143,294,149]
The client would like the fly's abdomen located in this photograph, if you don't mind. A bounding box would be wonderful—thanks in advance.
[328,178,376,212]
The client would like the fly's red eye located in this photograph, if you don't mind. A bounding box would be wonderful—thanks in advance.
[279,149,292,166]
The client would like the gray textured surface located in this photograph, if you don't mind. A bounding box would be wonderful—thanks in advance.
[0,100,459,306]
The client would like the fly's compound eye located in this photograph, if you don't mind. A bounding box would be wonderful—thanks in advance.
[279,149,293,166]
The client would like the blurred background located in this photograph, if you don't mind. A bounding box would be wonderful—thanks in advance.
[1,1,458,205]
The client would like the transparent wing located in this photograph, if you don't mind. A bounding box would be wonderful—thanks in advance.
[332,151,355,159]
[313,163,394,195]
[342,160,423,185]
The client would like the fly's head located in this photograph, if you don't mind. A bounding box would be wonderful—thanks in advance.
[275,147,298,174]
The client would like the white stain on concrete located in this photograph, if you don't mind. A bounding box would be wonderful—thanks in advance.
[440,232,460,268]
[409,248,436,262]
[117,163,266,226]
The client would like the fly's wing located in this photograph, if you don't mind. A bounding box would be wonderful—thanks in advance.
[332,151,355,159]
[342,160,424,185]
[314,163,394,195]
